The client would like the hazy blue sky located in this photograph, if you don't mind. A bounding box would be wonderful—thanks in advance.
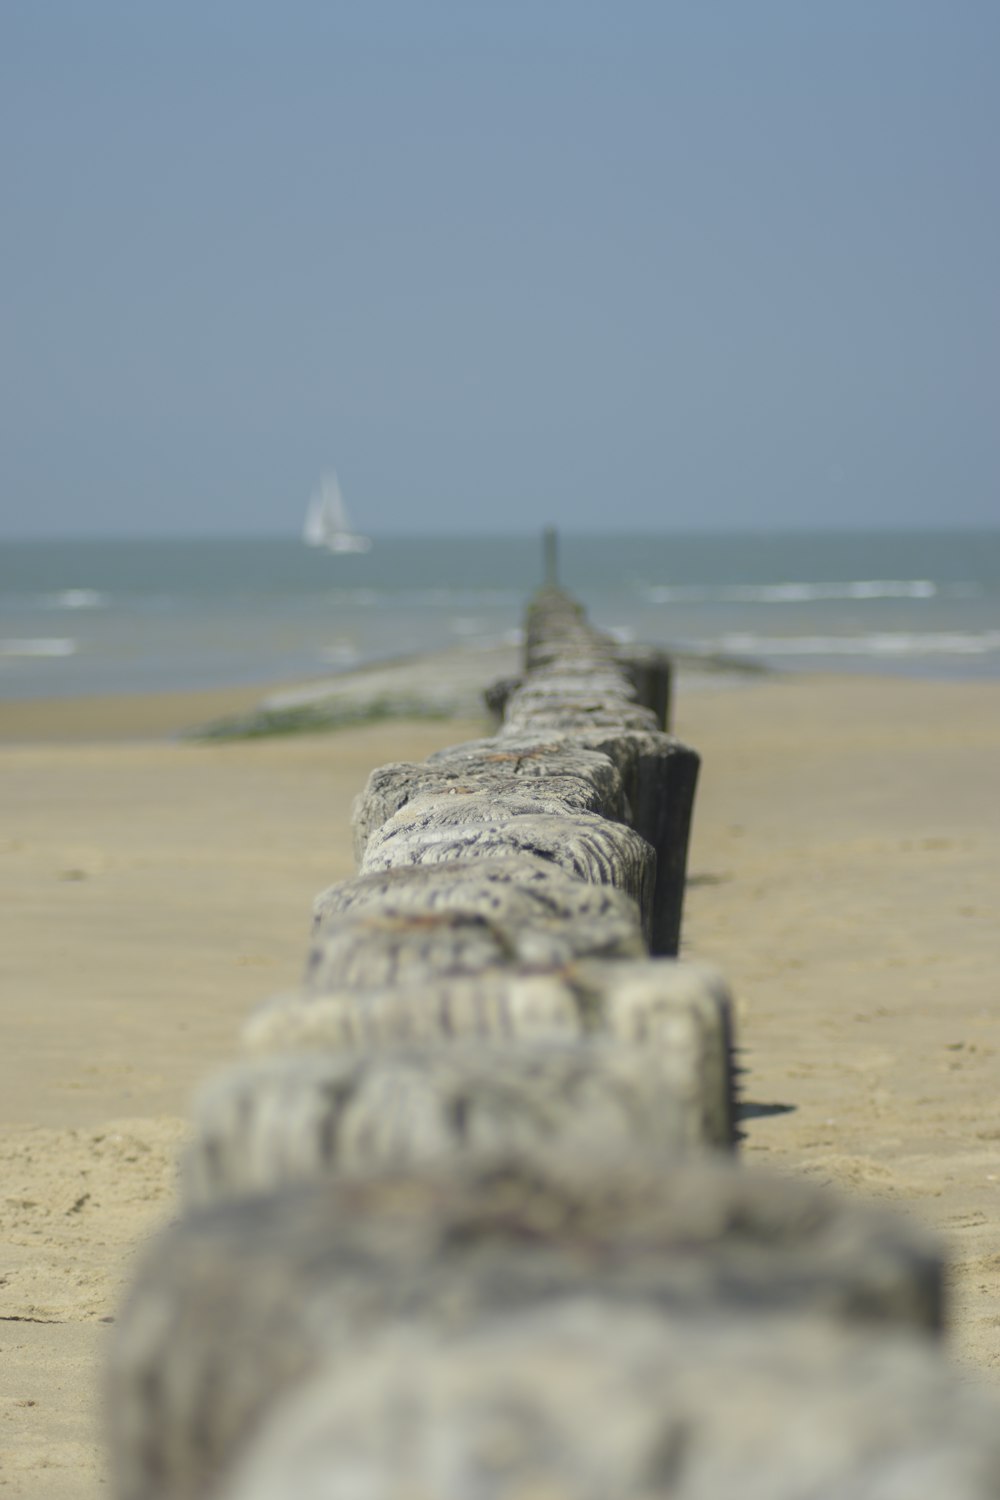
[2,2,997,537]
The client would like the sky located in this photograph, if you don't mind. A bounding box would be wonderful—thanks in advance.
[1,1,997,538]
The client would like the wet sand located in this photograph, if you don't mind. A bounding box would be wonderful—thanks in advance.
[0,681,295,745]
[1,671,999,1495]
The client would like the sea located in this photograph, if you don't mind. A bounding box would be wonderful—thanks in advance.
[2,530,999,700]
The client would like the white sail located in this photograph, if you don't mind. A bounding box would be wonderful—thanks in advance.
[303,494,328,547]
[303,471,371,554]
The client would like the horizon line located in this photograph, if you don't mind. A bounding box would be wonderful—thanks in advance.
[4,523,1000,545]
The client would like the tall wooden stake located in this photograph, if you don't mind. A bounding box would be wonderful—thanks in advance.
[543,526,558,586]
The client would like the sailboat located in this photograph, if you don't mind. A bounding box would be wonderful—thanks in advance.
[302,471,372,554]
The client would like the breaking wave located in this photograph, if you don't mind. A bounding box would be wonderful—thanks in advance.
[643,580,978,605]
[0,637,78,658]
[709,631,1000,659]
[42,589,109,610]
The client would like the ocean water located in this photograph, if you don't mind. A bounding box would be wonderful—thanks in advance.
[1,531,999,700]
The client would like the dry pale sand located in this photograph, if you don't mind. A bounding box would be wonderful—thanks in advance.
[1,672,999,1495]
[675,674,1000,1374]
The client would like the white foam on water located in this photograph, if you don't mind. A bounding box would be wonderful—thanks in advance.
[711,631,1000,658]
[642,580,972,605]
[319,642,361,667]
[606,624,636,644]
[0,637,78,658]
[43,589,108,610]
[413,588,521,607]
[449,616,487,638]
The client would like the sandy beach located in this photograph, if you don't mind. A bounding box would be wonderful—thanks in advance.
[2,669,999,1496]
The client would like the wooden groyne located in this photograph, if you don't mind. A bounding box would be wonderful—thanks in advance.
[107,569,1000,1498]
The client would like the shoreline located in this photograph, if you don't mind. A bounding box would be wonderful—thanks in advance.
[0,680,291,744]
[0,664,992,747]
[0,642,524,744]
[0,643,768,745]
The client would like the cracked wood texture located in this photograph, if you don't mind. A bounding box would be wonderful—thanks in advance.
[484,643,672,731]
[351,749,628,861]
[431,730,698,955]
[358,794,656,940]
[243,958,734,1149]
[310,858,645,977]
[182,1037,722,1206]
[303,900,644,991]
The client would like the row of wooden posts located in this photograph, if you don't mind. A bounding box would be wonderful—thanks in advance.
[108,567,1000,1497]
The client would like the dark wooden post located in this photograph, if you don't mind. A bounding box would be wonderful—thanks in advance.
[543,526,558,586]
